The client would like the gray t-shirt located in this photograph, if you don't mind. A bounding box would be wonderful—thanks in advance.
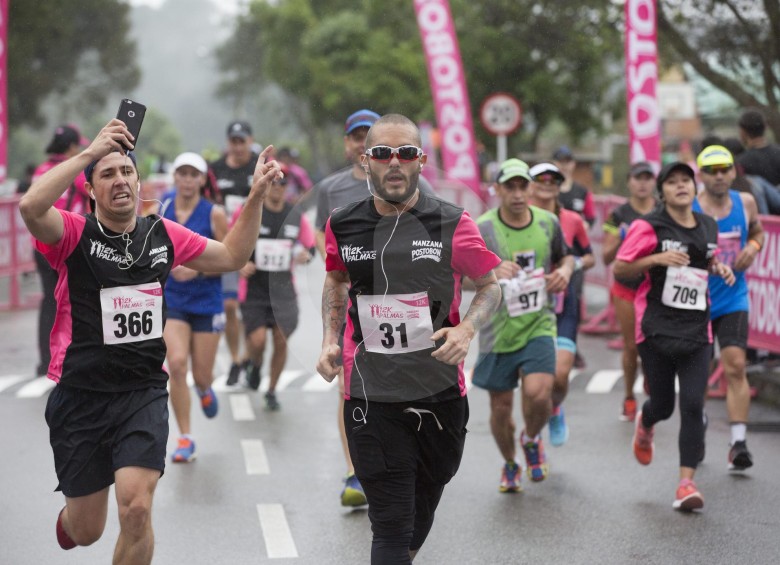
[315,167,435,230]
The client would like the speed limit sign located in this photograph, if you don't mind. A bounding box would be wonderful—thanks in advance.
[480,93,522,136]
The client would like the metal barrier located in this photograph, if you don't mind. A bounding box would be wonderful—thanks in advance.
[0,194,38,311]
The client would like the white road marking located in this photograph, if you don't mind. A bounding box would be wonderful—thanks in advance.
[257,504,299,559]
[272,370,305,392]
[302,373,337,391]
[585,370,624,394]
[230,394,256,421]
[0,376,25,394]
[16,377,56,398]
[241,439,270,475]
[633,375,645,395]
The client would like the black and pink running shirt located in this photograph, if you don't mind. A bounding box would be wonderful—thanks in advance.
[36,210,207,391]
[617,207,718,345]
[325,192,500,403]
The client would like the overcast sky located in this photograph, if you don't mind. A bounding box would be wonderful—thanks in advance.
[129,0,247,15]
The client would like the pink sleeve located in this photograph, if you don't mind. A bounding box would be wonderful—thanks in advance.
[576,217,591,249]
[298,214,315,247]
[34,210,85,269]
[616,219,657,262]
[324,218,347,272]
[583,191,595,222]
[162,218,209,267]
[451,211,501,278]
[74,171,90,200]
[229,205,242,228]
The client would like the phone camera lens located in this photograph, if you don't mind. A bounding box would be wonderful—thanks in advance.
[128,111,135,118]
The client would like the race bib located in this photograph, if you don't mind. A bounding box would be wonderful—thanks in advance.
[255,239,292,272]
[661,266,708,311]
[502,269,547,317]
[100,282,164,345]
[356,292,434,354]
[224,194,247,217]
[717,231,741,269]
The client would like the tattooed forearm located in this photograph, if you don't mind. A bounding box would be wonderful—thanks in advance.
[463,271,501,331]
[321,271,350,344]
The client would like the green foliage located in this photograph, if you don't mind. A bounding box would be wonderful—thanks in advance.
[8,0,140,128]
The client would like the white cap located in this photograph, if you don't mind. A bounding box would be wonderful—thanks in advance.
[172,152,208,174]
[529,162,565,182]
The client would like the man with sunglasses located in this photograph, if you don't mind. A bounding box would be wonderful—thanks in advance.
[472,159,573,492]
[317,113,501,563]
[314,109,434,508]
[692,145,764,471]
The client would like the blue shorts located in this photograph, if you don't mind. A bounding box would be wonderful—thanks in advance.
[222,271,239,300]
[167,309,226,333]
[472,336,556,392]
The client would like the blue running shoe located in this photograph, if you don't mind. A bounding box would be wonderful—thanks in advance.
[549,405,569,447]
[521,435,549,482]
[197,387,218,418]
[499,461,522,493]
[341,473,368,507]
[172,436,196,463]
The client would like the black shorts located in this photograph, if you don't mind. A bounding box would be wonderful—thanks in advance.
[712,311,749,350]
[45,385,169,498]
[241,300,299,337]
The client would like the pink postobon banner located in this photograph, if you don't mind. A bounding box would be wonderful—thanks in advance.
[625,0,660,170]
[747,216,780,353]
[0,0,7,182]
[414,0,482,199]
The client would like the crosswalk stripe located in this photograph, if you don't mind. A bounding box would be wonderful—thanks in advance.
[16,377,56,398]
[585,370,624,394]
[241,439,270,475]
[0,376,25,394]
[257,503,299,559]
[230,394,256,421]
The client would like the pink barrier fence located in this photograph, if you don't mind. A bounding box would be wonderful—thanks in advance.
[0,194,38,311]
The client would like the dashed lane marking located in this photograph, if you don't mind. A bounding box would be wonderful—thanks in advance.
[241,439,270,475]
[585,370,624,394]
[257,503,299,559]
[230,394,256,421]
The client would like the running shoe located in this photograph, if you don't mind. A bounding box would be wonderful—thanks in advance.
[56,507,76,550]
[226,362,241,386]
[171,436,196,463]
[728,440,753,471]
[341,473,368,507]
[246,364,261,391]
[620,397,637,422]
[632,411,654,466]
[265,391,280,411]
[197,387,218,418]
[499,461,522,493]
[672,479,704,511]
[548,406,569,447]
[521,435,549,482]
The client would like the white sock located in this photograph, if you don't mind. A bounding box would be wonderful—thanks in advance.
[730,423,747,444]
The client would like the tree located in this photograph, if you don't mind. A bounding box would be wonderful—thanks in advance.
[658,0,780,138]
[214,0,625,162]
[8,0,140,128]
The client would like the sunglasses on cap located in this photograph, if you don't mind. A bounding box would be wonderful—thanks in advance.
[700,164,734,175]
[532,174,562,185]
[366,145,423,162]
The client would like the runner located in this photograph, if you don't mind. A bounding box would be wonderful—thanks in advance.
[473,158,573,490]
[692,145,763,471]
[528,162,594,447]
[18,118,280,561]
[211,120,260,386]
[613,161,734,511]
[160,152,228,462]
[602,162,658,422]
[238,165,315,409]
[317,113,501,563]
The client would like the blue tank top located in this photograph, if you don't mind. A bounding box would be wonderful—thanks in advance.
[162,195,223,314]
[692,190,749,319]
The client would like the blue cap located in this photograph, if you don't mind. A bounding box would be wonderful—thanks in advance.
[345,109,380,134]
[84,150,137,185]
[552,145,574,161]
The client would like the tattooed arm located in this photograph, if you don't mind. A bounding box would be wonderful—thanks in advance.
[431,270,501,365]
[316,269,351,381]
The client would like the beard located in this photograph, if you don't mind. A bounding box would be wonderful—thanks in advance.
[369,168,420,204]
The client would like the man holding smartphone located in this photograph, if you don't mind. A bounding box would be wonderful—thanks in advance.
[19,117,281,564]
[211,120,260,386]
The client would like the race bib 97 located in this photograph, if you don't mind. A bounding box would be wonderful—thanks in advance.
[501,268,547,317]
[100,282,164,345]
[661,266,708,311]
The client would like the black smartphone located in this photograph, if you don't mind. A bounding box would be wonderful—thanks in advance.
[116,98,146,152]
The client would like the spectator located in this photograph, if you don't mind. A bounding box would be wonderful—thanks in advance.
[552,145,596,226]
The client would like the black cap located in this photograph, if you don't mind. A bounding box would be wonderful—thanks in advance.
[46,125,90,154]
[552,145,574,161]
[226,120,252,140]
[629,161,655,178]
[656,161,695,192]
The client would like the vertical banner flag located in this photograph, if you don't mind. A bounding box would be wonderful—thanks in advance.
[415,0,482,199]
[0,0,7,183]
[625,0,660,170]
